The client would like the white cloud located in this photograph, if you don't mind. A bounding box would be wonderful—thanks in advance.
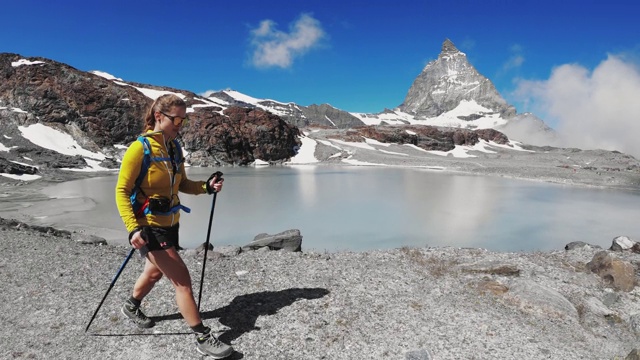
[249,13,325,69]
[514,54,640,158]
[501,44,524,72]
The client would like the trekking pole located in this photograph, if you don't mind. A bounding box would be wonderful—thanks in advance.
[85,248,136,332]
[197,171,223,312]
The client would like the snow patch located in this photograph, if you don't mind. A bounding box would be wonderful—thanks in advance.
[9,160,38,168]
[364,138,391,147]
[379,149,409,156]
[18,123,106,160]
[0,142,17,152]
[91,71,122,81]
[342,157,386,166]
[331,139,376,151]
[253,159,270,166]
[286,136,319,164]
[0,173,41,181]
[12,59,45,67]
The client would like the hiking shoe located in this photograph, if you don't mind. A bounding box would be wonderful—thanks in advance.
[121,300,155,328]
[196,329,234,359]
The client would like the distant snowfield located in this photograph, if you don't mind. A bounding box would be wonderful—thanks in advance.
[1,123,114,180]
[352,100,508,129]
[283,132,531,166]
[18,124,106,160]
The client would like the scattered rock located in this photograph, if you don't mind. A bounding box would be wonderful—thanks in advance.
[626,349,640,360]
[212,245,242,257]
[243,229,303,252]
[586,251,636,292]
[610,236,636,251]
[565,241,601,250]
[405,349,432,360]
[629,314,640,335]
[71,233,107,245]
[506,279,578,319]
[195,242,214,252]
[475,279,509,295]
[0,217,71,238]
[582,296,615,317]
[460,260,520,276]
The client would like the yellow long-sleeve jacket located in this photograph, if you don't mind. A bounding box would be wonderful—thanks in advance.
[115,131,208,233]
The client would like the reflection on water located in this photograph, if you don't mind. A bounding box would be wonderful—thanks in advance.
[25,166,640,252]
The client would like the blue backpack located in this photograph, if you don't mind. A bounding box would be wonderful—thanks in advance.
[130,135,191,217]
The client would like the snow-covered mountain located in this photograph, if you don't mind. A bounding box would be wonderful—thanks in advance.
[399,39,515,119]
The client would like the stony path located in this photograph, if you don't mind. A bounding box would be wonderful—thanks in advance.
[2,221,639,359]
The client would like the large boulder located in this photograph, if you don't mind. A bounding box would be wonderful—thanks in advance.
[243,229,303,252]
[586,251,636,292]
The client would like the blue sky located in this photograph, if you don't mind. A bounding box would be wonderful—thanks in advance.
[2,1,639,134]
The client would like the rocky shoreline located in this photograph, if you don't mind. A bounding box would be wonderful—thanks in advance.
[2,216,640,359]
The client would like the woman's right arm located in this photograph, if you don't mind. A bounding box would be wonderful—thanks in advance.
[115,141,144,233]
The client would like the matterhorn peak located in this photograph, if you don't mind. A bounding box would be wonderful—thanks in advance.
[398,38,515,119]
[440,38,463,56]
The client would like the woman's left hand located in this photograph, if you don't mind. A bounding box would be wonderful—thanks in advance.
[209,174,224,193]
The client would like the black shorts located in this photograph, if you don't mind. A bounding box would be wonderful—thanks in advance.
[139,224,180,257]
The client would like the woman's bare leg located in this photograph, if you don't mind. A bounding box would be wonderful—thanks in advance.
[132,258,163,300]
[145,247,201,326]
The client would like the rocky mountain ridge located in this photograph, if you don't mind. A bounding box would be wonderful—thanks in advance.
[0,53,302,177]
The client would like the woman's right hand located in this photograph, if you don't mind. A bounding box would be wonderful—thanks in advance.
[129,230,147,249]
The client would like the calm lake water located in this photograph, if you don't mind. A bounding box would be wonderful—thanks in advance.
[33,166,640,252]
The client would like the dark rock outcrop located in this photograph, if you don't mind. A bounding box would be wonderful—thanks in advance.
[0,53,150,147]
[328,125,509,152]
[0,157,38,175]
[180,107,301,166]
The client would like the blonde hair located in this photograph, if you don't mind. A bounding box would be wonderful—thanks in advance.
[143,94,187,131]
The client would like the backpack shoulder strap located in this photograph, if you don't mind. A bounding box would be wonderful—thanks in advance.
[133,136,152,191]
[171,139,184,167]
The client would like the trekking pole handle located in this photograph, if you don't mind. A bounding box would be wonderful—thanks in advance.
[207,171,224,193]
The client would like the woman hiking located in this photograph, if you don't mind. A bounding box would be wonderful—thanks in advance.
[115,94,233,358]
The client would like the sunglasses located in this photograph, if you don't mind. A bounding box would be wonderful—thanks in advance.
[159,111,189,126]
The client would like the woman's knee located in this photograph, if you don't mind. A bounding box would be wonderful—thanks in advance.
[174,283,194,296]
[145,268,163,284]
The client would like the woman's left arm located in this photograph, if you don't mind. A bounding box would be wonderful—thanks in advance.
[177,162,209,195]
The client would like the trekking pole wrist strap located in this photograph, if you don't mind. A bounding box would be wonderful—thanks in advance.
[128,227,143,244]
[204,181,215,195]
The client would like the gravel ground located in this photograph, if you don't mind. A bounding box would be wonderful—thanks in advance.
[2,220,640,360]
